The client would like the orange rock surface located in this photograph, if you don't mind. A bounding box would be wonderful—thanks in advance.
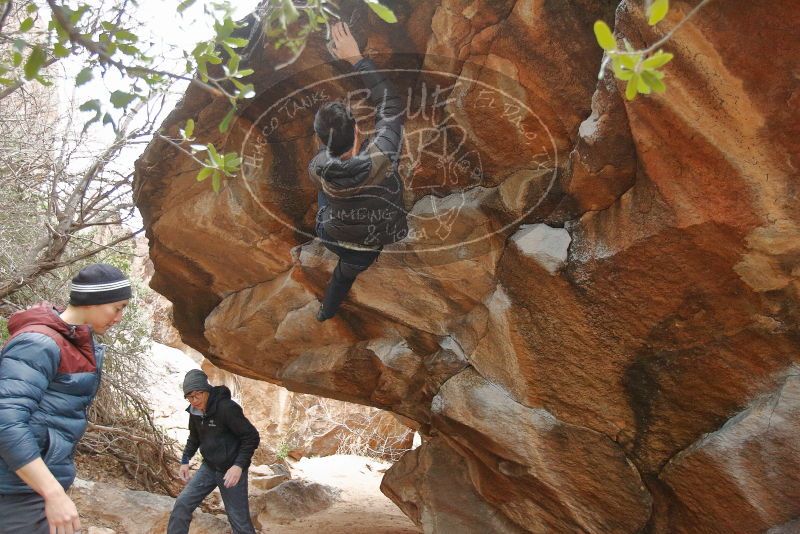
[135,1,800,531]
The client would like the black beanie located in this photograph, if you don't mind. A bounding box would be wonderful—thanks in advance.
[183,369,212,396]
[69,263,132,306]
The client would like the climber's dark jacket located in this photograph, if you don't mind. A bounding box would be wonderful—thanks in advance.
[308,57,408,247]
[0,303,105,494]
[180,385,259,472]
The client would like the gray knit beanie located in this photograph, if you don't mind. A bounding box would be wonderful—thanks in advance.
[69,263,132,306]
[183,369,212,396]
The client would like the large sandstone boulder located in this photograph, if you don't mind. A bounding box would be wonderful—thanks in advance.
[71,479,229,534]
[134,0,800,531]
[249,463,292,491]
[251,479,342,526]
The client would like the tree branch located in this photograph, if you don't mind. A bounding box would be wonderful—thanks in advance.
[0,0,13,35]
[0,57,61,102]
[44,0,230,99]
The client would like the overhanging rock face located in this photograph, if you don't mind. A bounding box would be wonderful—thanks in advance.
[134,0,800,532]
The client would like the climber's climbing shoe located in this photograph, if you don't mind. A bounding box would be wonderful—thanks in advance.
[316,304,333,322]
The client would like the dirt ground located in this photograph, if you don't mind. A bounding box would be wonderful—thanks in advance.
[256,455,420,534]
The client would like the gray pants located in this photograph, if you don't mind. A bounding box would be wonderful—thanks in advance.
[167,463,255,534]
[0,492,50,534]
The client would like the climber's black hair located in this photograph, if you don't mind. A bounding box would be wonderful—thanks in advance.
[314,100,356,157]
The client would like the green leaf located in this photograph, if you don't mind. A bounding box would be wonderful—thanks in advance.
[227,53,240,74]
[53,43,71,58]
[0,77,15,85]
[115,29,138,42]
[225,153,241,171]
[110,90,136,108]
[236,82,255,99]
[19,17,34,32]
[12,52,22,67]
[51,19,69,41]
[618,53,641,69]
[75,67,93,86]
[647,0,669,26]
[70,4,90,24]
[611,57,634,80]
[642,50,674,69]
[366,1,397,23]
[197,60,208,81]
[207,143,222,166]
[234,68,254,78]
[23,47,46,80]
[306,9,319,30]
[117,43,139,55]
[625,74,640,101]
[178,0,196,13]
[26,3,38,13]
[593,20,616,52]
[102,112,116,130]
[204,53,222,65]
[642,70,666,93]
[223,37,249,48]
[78,99,102,131]
[184,118,195,138]
[196,166,213,182]
[636,74,651,94]
[211,170,221,192]
[79,99,101,112]
[219,106,236,133]
[281,0,300,24]
[221,43,235,63]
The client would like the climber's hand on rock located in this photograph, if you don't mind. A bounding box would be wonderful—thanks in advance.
[329,22,362,65]
[178,463,191,483]
[223,465,242,488]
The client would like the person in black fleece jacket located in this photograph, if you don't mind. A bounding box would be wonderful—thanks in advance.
[307,21,407,321]
[167,370,260,534]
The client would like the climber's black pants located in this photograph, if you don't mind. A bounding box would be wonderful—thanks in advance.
[316,192,381,318]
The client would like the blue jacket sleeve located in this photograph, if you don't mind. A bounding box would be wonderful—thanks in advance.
[0,333,59,471]
[354,57,405,160]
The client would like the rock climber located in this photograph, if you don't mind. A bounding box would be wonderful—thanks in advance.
[168,369,260,534]
[307,21,408,321]
[0,264,132,534]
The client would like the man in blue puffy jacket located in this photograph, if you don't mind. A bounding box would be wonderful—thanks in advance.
[0,264,131,534]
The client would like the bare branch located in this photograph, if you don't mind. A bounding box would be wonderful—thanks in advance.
[0,0,13,34]
[0,57,60,102]
[48,228,143,270]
